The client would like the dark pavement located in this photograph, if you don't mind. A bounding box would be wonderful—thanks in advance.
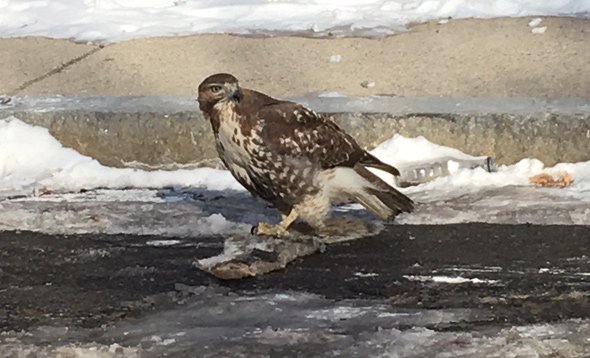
[1,224,590,333]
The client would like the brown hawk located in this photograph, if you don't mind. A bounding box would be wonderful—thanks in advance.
[197,73,413,236]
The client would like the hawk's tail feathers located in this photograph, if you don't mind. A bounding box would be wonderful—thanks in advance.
[351,164,414,220]
[360,152,401,177]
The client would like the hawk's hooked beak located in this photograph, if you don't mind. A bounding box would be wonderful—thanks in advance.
[226,84,241,102]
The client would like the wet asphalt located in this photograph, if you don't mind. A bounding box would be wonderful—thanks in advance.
[1,224,589,333]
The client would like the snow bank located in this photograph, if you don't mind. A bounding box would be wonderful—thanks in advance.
[0,0,588,42]
[1,116,589,200]
[0,116,243,197]
[371,133,590,197]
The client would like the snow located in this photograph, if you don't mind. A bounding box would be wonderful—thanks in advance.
[403,275,499,285]
[0,0,588,42]
[145,239,183,246]
[354,272,380,278]
[315,91,345,98]
[0,116,243,198]
[328,54,342,63]
[1,116,590,236]
[372,134,488,166]
[371,133,590,199]
[528,17,543,27]
[532,26,547,34]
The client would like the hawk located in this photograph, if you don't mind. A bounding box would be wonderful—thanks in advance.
[197,73,413,236]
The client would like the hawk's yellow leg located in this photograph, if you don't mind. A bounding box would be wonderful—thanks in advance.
[254,209,298,237]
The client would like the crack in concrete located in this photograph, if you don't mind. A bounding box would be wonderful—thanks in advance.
[10,46,104,95]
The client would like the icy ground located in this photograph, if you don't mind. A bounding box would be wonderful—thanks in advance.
[1,116,589,236]
[1,286,589,357]
[0,0,589,41]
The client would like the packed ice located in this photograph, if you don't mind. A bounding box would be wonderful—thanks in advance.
[1,286,589,357]
[0,0,589,41]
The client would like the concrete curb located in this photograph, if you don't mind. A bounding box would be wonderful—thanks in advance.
[2,95,590,168]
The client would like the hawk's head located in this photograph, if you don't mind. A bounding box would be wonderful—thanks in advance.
[197,73,241,114]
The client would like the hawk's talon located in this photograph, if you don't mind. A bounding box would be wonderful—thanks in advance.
[253,222,289,237]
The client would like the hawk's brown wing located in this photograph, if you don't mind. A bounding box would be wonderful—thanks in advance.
[254,101,413,216]
[255,101,398,175]
[255,102,364,169]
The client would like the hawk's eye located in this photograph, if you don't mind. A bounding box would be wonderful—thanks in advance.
[209,85,223,93]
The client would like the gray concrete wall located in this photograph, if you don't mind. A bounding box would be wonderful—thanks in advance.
[2,96,589,168]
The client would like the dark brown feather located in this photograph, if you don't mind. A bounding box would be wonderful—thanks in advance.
[358,152,401,176]
[353,164,415,215]
[253,101,365,170]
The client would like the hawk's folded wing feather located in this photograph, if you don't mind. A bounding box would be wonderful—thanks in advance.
[255,102,365,169]
[255,102,399,177]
